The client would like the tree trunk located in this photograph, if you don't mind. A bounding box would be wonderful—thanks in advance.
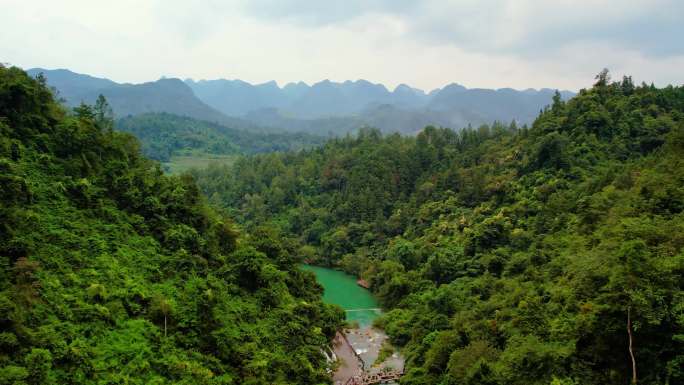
[164,315,167,337]
[627,307,637,384]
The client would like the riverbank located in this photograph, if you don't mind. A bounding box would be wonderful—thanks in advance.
[299,265,404,383]
[346,327,404,374]
[332,326,404,385]
[332,332,362,384]
[300,264,380,327]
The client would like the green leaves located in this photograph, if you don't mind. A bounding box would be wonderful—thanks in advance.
[115,112,325,165]
[188,74,684,384]
[0,66,341,385]
[24,348,53,385]
[533,132,570,170]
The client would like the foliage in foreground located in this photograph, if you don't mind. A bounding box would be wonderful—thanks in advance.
[0,66,343,385]
[192,73,684,384]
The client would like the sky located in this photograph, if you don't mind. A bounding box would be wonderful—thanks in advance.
[1,0,683,92]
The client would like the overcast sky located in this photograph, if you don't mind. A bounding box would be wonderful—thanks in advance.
[1,0,682,91]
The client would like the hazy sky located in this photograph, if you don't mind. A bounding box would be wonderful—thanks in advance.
[2,0,682,91]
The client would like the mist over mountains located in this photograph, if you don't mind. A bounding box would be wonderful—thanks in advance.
[28,67,574,135]
[26,68,262,132]
[185,77,575,134]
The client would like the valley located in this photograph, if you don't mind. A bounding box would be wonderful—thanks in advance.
[3,63,682,385]
[2,9,683,382]
[189,73,684,385]
[301,265,404,385]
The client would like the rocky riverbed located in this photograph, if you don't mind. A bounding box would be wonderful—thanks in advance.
[298,266,404,384]
[332,326,404,385]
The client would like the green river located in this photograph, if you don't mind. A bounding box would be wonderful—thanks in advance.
[300,265,381,328]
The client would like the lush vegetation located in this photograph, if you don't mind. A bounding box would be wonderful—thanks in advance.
[0,66,343,385]
[192,72,684,385]
[162,154,238,175]
[116,112,326,163]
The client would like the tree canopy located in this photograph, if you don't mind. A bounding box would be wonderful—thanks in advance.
[116,112,326,163]
[0,65,343,385]
[191,72,684,385]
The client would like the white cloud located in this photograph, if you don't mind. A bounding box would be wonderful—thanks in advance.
[0,0,681,91]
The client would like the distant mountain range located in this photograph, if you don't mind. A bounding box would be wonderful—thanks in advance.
[28,67,575,135]
[26,68,262,132]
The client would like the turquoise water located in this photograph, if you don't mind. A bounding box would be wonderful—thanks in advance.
[300,265,381,327]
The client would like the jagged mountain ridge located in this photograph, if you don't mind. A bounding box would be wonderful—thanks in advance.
[28,67,575,135]
[27,68,264,132]
[187,77,575,133]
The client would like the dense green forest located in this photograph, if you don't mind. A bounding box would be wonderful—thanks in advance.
[0,66,343,385]
[116,113,325,162]
[192,72,684,385]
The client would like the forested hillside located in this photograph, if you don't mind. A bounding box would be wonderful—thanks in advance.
[192,73,684,385]
[26,68,263,132]
[116,113,325,162]
[0,66,343,385]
